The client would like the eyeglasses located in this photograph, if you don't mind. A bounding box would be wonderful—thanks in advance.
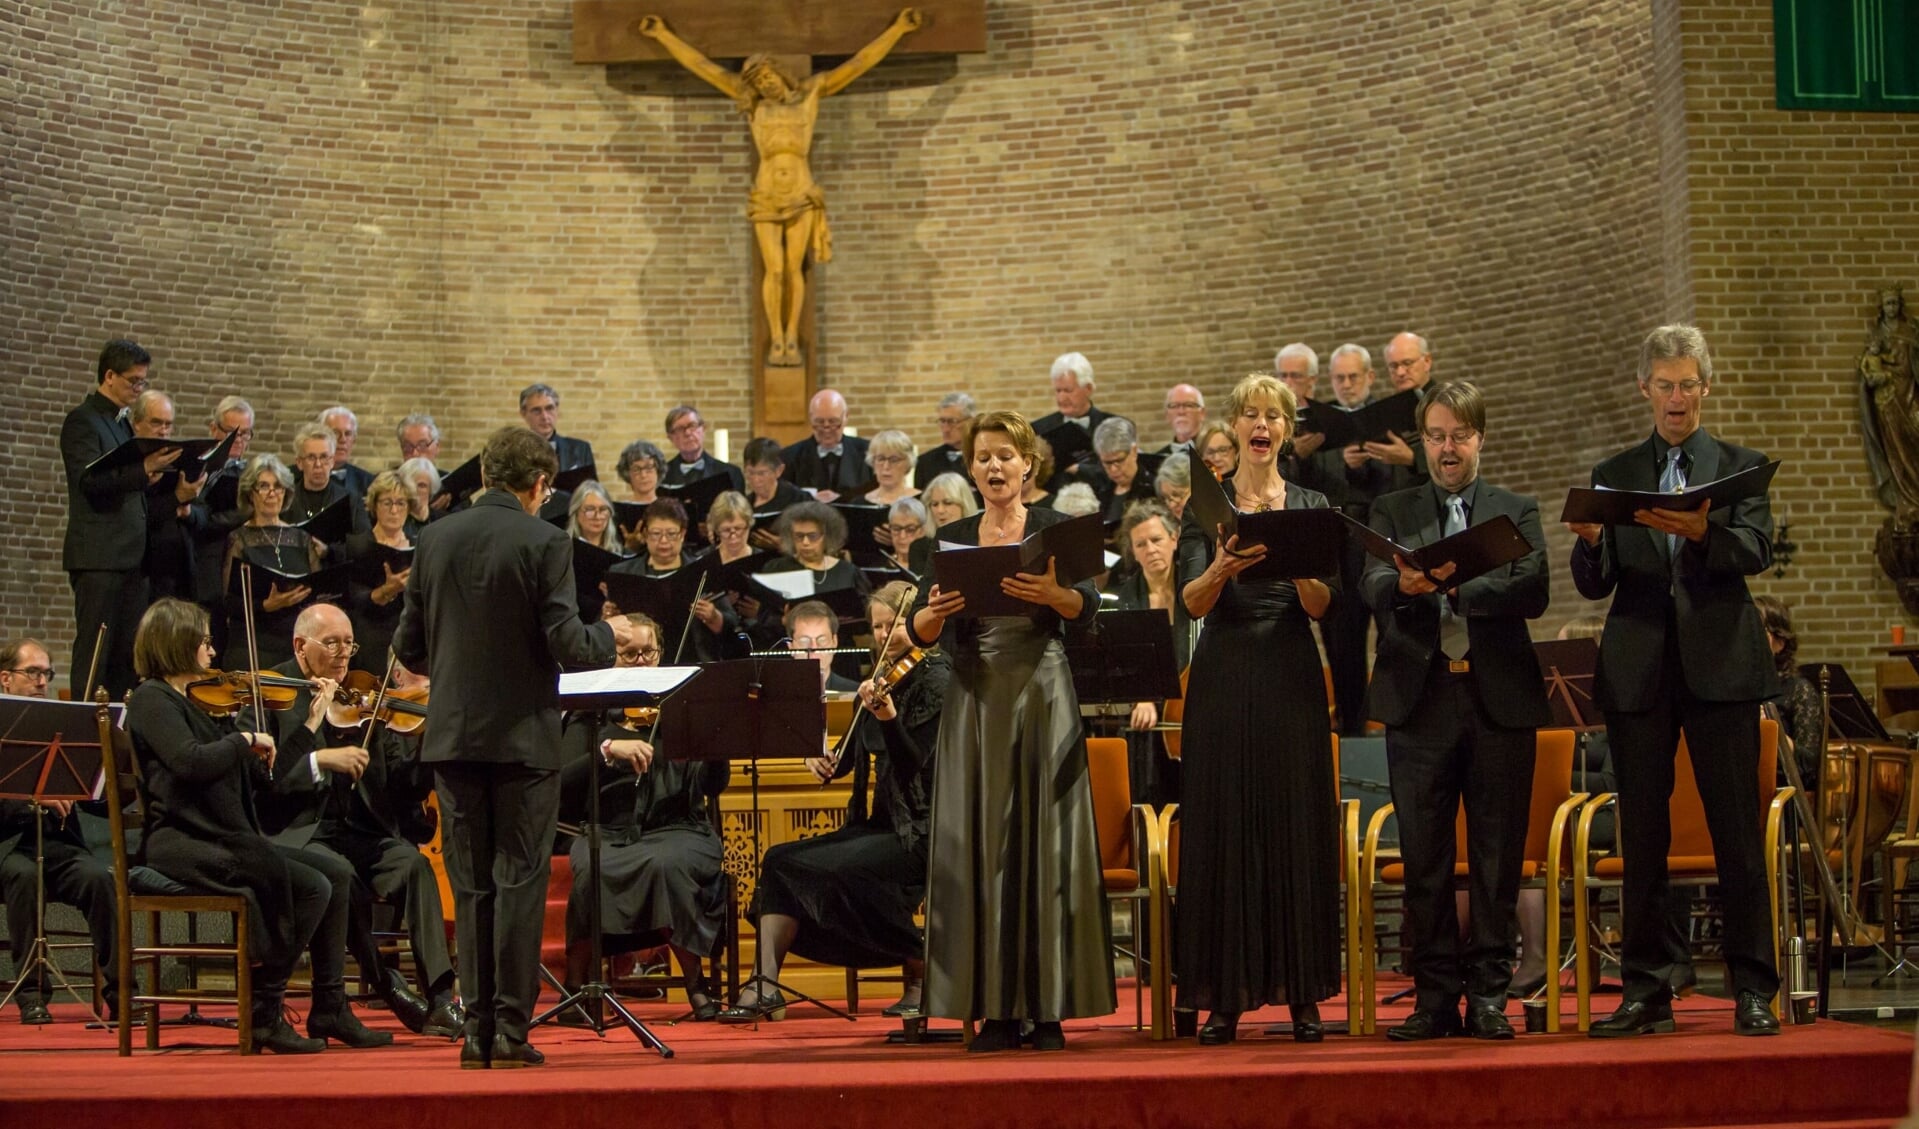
[872,454,909,466]
[579,505,612,518]
[621,646,664,663]
[809,417,845,429]
[116,372,149,389]
[296,453,332,465]
[1165,401,1202,412]
[791,529,825,543]
[1421,429,1478,447]
[629,462,660,476]
[668,420,704,435]
[935,415,969,427]
[790,635,835,650]
[304,637,360,656]
[1647,379,1706,398]
[252,482,286,495]
[1387,357,1425,372]
[400,440,436,456]
[644,527,685,542]
[5,666,54,682]
[376,497,410,510]
[888,522,924,537]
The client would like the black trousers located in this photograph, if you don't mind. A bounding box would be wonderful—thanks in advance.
[1,834,118,1003]
[435,762,559,1044]
[303,829,455,997]
[274,844,352,1004]
[1606,649,1779,1004]
[68,569,146,702]
[257,853,332,1016]
[1384,669,1536,1010]
[1324,546,1372,736]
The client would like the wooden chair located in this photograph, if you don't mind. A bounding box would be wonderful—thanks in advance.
[1354,729,1585,1034]
[1085,736,1165,1032]
[96,694,254,1055]
[1571,718,1792,1030]
[1150,735,1356,1040]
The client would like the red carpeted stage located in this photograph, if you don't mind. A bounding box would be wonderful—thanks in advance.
[0,982,1910,1129]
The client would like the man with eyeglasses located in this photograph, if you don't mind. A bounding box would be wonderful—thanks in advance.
[660,405,746,493]
[0,639,120,1025]
[131,390,209,605]
[518,384,596,478]
[394,426,639,1067]
[1360,382,1550,1042]
[286,425,372,542]
[1363,331,1437,486]
[319,406,375,502]
[915,392,976,489]
[192,397,258,659]
[61,339,170,700]
[259,604,462,1041]
[1155,384,1207,457]
[782,388,870,503]
[1569,325,1781,1038]
[786,603,857,692]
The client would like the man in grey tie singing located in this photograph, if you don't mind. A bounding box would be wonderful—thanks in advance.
[1569,325,1781,1038]
[1360,380,1552,1041]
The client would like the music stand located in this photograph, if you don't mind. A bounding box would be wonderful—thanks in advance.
[1827,662,1894,742]
[1534,637,1601,787]
[0,693,120,1019]
[657,657,847,1021]
[1065,610,1184,708]
[531,664,701,1059]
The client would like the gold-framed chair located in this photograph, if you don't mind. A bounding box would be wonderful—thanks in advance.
[1353,728,1584,1034]
[1570,718,1791,1030]
[96,693,254,1055]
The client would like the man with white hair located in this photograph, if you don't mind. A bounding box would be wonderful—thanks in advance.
[398,414,443,464]
[782,388,871,502]
[916,392,976,488]
[1156,384,1207,456]
[131,390,204,604]
[1276,343,1327,460]
[319,406,375,501]
[287,424,369,540]
[1032,352,1111,488]
[193,396,256,657]
[1363,331,1435,481]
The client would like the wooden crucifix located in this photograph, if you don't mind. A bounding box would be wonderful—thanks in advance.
[574,1,986,442]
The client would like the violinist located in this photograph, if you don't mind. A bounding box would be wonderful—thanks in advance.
[1104,502,1188,808]
[341,472,414,676]
[222,454,324,669]
[559,613,729,1021]
[719,584,949,1023]
[259,604,459,1039]
[124,598,337,1053]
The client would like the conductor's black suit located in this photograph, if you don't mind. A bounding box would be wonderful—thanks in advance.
[393,488,615,1047]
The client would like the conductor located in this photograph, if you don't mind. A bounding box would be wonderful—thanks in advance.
[394,427,639,1068]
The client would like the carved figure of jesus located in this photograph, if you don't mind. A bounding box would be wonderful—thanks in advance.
[639,9,924,367]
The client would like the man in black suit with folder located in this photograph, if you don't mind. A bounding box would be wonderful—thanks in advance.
[519,383,595,475]
[61,338,173,700]
[782,389,870,502]
[1569,324,1780,1038]
[1362,381,1550,1041]
[394,427,638,1067]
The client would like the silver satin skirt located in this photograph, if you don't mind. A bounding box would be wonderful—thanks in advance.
[922,616,1116,1022]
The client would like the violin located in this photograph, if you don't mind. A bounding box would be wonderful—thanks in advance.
[325,668,430,734]
[621,706,660,727]
[820,586,925,786]
[185,669,312,716]
[868,645,928,697]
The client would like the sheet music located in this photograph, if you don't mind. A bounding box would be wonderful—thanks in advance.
[557,665,700,698]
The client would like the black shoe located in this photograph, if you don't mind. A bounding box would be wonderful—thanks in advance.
[880,997,923,1018]
[967,1018,1020,1052]
[1387,1006,1462,1042]
[1466,1003,1515,1040]
[382,971,432,1034]
[1197,1011,1239,1046]
[308,1002,394,1048]
[686,981,721,1023]
[1289,1002,1324,1044]
[460,1033,490,1069]
[422,999,464,1040]
[716,986,786,1024]
[1588,997,1675,1038]
[1031,1021,1065,1051]
[252,1016,326,1055]
[18,1001,51,1026]
[1506,974,1547,999]
[1733,991,1781,1036]
[489,1034,544,1067]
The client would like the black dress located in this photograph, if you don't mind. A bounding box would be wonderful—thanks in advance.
[1104,569,1193,809]
[339,530,410,675]
[1173,480,1343,1014]
[752,651,950,968]
[222,525,324,669]
[563,717,731,957]
[910,508,1116,1023]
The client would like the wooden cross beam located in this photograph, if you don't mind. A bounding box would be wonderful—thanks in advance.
[573,0,987,66]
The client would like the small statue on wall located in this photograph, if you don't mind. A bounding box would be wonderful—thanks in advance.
[1859,284,1919,611]
[638,9,925,369]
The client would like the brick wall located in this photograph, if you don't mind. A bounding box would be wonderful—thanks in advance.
[1676,0,1919,694]
[4,0,1711,671]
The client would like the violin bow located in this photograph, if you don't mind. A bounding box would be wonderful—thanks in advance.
[820,586,915,788]
[668,570,711,667]
[238,565,272,780]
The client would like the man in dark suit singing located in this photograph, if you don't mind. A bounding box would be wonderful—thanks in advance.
[394,427,639,1068]
[1362,381,1551,1041]
[1570,324,1780,1038]
[782,388,870,502]
[518,383,596,474]
[61,338,175,701]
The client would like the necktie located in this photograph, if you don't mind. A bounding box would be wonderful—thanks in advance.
[1438,493,1469,660]
[1660,447,1686,559]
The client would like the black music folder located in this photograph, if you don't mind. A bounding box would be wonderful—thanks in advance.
[661,473,737,530]
[436,454,483,504]
[231,558,352,605]
[740,566,869,628]
[655,659,823,762]
[1338,511,1534,587]
[1558,460,1781,525]
[347,542,415,589]
[702,549,779,599]
[930,512,1107,618]
[553,462,599,495]
[1186,464,1343,581]
[1036,418,1095,471]
[84,429,238,477]
[834,501,892,556]
[1295,390,1420,448]
[571,540,630,623]
[604,564,708,643]
[292,497,353,546]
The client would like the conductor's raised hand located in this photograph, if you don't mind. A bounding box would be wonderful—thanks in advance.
[608,615,641,655]
[1635,499,1711,543]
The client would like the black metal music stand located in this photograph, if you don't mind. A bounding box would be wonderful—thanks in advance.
[657,657,845,1022]
[1535,637,1602,787]
[0,694,117,1020]
[530,666,701,1059]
